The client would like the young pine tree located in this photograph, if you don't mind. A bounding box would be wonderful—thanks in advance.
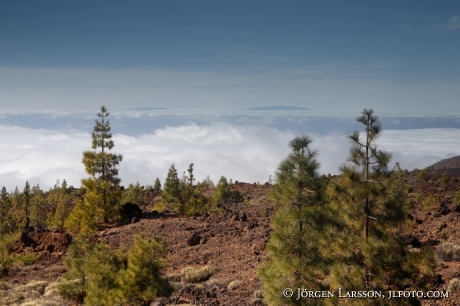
[30,184,47,229]
[161,164,180,208]
[47,183,71,232]
[154,178,162,191]
[9,186,26,232]
[0,187,12,236]
[120,182,144,206]
[117,234,173,305]
[178,164,212,215]
[259,135,331,306]
[84,240,123,306]
[80,106,123,227]
[214,176,231,207]
[22,181,31,229]
[58,234,95,303]
[327,109,435,304]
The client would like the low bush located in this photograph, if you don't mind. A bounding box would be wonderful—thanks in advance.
[227,280,242,290]
[181,265,216,283]
[447,278,460,292]
[436,242,460,261]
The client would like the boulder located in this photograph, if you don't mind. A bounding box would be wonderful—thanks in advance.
[187,232,201,246]
[119,202,142,220]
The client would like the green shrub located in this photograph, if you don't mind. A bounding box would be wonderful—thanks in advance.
[454,189,460,206]
[59,233,173,305]
[418,169,429,181]
[440,172,450,188]
[422,194,437,210]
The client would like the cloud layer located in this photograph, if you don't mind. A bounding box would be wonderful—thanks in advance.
[0,119,458,192]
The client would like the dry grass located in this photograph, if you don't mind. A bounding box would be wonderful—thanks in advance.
[447,278,460,293]
[0,279,66,306]
[436,242,460,261]
[227,279,242,290]
[180,265,216,283]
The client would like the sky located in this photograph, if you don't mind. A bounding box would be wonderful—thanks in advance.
[0,1,459,112]
[0,1,459,190]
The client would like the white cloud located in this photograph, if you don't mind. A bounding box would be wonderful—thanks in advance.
[0,122,294,191]
[0,122,458,192]
[431,16,460,32]
[443,16,460,31]
[376,129,460,170]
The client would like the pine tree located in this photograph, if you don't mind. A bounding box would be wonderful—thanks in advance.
[200,175,214,188]
[9,186,25,232]
[58,234,95,303]
[258,135,331,306]
[30,184,46,229]
[62,179,68,192]
[117,234,173,305]
[22,181,31,229]
[154,178,162,191]
[81,106,123,225]
[214,176,231,207]
[327,109,435,304]
[84,240,122,306]
[46,179,71,231]
[172,163,212,215]
[161,164,180,208]
[0,187,12,236]
[50,198,69,232]
[120,182,144,206]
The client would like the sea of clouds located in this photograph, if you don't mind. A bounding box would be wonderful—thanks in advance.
[0,110,459,191]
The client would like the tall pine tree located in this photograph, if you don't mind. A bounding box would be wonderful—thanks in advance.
[30,184,46,229]
[22,181,31,229]
[327,109,435,304]
[259,135,331,306]
[0,187,12,236]
[81,106,123,224]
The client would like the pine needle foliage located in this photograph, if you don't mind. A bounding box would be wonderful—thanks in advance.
[161,164,180,208]
[162,163,213,215]
[327,109,435,304]
[47,184,71,232]
[214,176,231,207]
[84,240,122,306]
[58,234,95,303]
[154,178,162,191]
[0,187,13,236]
[259,135,332,306]
[117,234,174,305]
[178,164,213,215]
[80,106,123,228]
[30,184,46,229]
[59,233,172,305]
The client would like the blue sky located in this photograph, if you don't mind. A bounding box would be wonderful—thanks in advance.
[1,1,459,112]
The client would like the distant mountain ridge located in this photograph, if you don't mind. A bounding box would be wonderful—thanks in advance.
[245,106,310,111]
[414,155,460,178]
[427,156,460,171]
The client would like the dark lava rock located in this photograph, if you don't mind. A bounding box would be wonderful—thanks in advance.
[187,232,201,246]
[119,202,142,220]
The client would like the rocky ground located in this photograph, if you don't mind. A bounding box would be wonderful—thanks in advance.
[4,176,460,305]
